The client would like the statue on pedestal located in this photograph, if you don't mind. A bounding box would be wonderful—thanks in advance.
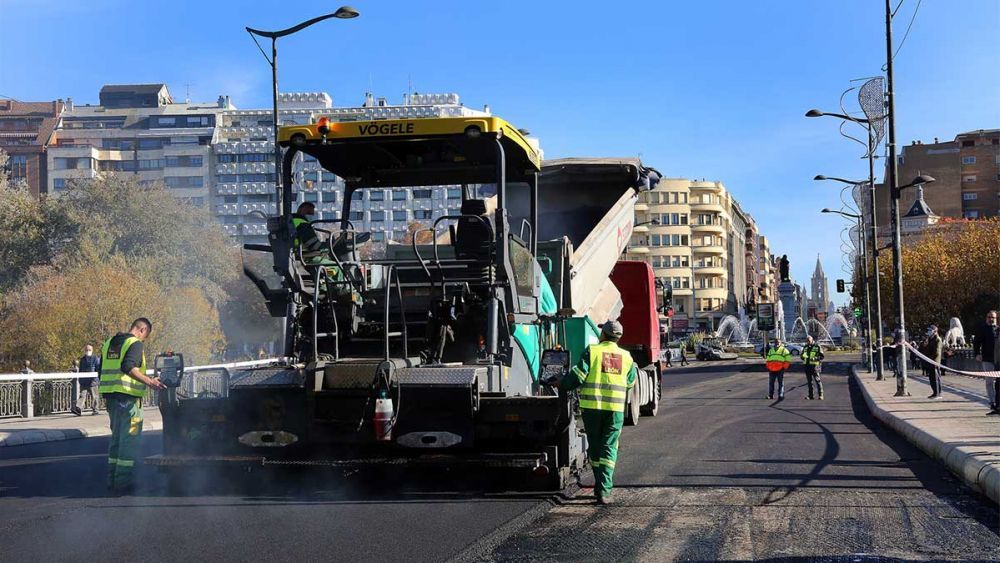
[779,254,790,283]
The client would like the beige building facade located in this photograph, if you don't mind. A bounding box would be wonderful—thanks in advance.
[630,178,769,334]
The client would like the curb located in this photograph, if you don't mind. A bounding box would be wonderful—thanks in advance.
[0,420,162,448]
[851,365,999,505]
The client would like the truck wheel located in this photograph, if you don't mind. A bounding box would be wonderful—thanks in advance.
[640,368,660,417]
[624,385,641,426]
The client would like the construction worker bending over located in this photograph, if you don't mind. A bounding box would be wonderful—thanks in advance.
[763,337,792,400]
[98,318,165,494]
[801,335,825,400]
[555,320,638,505]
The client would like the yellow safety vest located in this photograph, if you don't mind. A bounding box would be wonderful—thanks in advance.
[291,216,308,248]
[98,334,147,397]
[579,341,635,412]
[802,344,823,365]
[765,345,791,372]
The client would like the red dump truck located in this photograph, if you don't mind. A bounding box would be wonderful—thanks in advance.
[611,261,664,425]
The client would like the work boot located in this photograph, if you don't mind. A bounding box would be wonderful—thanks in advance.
[596,493,611,505]
[818,395,824,400]
[71,406,82,416]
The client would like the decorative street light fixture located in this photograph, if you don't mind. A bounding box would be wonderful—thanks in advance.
[819,205,873,372]
[246,6,360,217]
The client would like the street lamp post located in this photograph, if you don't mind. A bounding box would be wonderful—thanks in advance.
[819,206,872,370]
[246,6,359,218]
[806,111,887,380]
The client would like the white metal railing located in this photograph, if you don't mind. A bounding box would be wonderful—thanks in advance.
[0,358,282,419]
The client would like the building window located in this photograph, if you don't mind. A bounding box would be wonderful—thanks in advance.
[321,191,337,203]
[9,155,27,178]
[447,188,462,199]
[53,178,67,190]
[166,156,203,167]
[961,156,976,164]
[370,210,385,222]
[392,210,407,221]
[413,189,432,199]
[962,192,978,201]
[963,210,980,219]
[961,140,974,148]
[369,190,385,201]
[650,234,660,246]
[138,138,163,150]
[414,209,432,220]
[217,174,239,183]
[164,176,204,189]
[392,190,407,201]
[371,232,385,243]
[303,192,319,202]
[349,211,364,221]
[962,175,977,183]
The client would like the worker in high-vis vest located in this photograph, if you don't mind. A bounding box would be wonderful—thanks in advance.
[557,320,638,505]
[763,337,792,400]
[98,317,164,493]
[291,202,323,253]
[801,335,826,400]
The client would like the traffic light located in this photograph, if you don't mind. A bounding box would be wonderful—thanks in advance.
[836,279,845,293]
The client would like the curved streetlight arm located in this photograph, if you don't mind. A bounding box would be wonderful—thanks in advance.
[805,109,871,125]
[247,7,358,38]
[814,175,868,185]
[821,208,861,220]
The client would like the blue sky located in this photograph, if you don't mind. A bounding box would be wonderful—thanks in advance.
[2,0,998,303]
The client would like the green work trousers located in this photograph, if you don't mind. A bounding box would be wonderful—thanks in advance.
[105,392,143,490]
[581,408,624,498]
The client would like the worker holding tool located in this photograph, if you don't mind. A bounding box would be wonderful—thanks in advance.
[546,320,637,505]
[98,318,165,494]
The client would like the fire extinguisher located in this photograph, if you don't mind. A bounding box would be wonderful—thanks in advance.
[374,390,394,442]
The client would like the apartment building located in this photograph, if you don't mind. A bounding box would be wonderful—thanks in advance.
[47,84,229,204]
[0,99,63,197]
[214,92,491,244]
[874,129,999,236]
[632,178,760,333]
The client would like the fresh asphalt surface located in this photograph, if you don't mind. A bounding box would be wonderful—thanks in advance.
[1,359,997,562]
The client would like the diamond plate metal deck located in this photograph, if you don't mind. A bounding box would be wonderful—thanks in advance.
[396,366,484,387]
[229,367,304,388]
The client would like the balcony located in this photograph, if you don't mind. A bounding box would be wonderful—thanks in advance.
[693,244,725,254]
[690,200,724,213]
[634,203,650,211]
[691,222,724,234]
[693,265,727,276]
[626,246,649,254]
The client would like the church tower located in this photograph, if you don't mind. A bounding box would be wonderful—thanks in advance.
[810,255,829,317]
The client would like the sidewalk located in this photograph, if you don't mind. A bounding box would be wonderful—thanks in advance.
[852,365,999,505]
[0,409,162,448]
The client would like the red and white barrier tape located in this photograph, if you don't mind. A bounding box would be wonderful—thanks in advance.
[903,341,1000,379]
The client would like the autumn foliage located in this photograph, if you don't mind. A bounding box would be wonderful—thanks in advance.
[0,163,277,371]
[873,218,1000,334]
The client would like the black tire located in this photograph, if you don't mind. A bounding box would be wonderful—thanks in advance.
[640,368,660,417]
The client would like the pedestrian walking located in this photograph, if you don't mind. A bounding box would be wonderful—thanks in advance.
[546,320,637,505]
[679,344,689,366]
[921,325,944,399]
[19,360,34,374]
[763,337,792,400]
[972,310,999,415]
[98,318,165,493]
[801,336,825,400]
[72,344,101,416]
